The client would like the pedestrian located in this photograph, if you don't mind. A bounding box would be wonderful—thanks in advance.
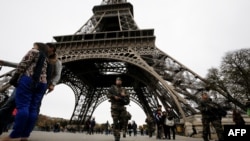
[140,126,144,136]
[132,121,137,136]
[199,92,225,141]
[121,109,131,138]
[145,114,154,137]
[162,111,169,139]
[166,107,176,140]
[232,109,245,127]
[127,122,133,136]
[0,42,62,139]
[105,121,110,135]
[85,118,91,134]
[106,77,130,141]
[0,42,52,141]
[189,125,197,137]
[155,108,163,139]
[90,118,96,134]
[45,43,62,94]
[53,123,60,133]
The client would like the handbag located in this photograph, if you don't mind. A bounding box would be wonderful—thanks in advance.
[165,118,174,126]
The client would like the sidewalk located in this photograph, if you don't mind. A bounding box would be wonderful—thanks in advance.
[1,131,202,141]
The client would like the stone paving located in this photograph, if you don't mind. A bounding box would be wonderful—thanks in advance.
[0,131,203,141]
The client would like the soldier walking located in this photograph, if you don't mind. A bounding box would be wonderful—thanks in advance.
[199,92,226,141]
[107,77,130,141]
[121,108,131,138]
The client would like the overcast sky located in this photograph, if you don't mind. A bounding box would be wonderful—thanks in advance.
[1,0,250,126]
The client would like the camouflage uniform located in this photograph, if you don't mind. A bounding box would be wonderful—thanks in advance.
[145,115,155,137]
[107,83,130,141]
[121,110,131,137]
[199,98,225,141]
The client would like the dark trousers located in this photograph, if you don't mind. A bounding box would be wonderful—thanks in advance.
[111,106,126,140]
[163,125,170,139]
[169,125,175,139]
[147,123,154,137]
[202,117,224,141]
[156,124,163,139]
[164,125,175,139]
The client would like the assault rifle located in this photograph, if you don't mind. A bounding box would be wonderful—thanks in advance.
[198,100,227,117]
[107,85,130,105]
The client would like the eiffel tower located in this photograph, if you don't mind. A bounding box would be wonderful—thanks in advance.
[0,0,242,125]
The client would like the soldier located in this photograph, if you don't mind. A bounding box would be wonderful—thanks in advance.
[107,77,130,141]
[121,108,131,138]
[199,92,225,141]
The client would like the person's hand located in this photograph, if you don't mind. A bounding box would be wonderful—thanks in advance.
[46,84,55,94]
[121,92,126,96]
[114,96,121,100]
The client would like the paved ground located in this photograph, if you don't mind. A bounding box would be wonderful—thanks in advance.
[0,131,203,141]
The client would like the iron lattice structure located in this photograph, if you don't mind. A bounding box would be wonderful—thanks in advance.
[0,0,240,124]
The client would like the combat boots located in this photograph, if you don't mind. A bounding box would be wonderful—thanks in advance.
[122,130,126,138]
[202,137,209,141]
[114,137,120,141]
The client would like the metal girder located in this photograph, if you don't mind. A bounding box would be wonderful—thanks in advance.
[50,1,196,123]
[0,1,241,125]
[53,1,240,124]
[75,2,136,34]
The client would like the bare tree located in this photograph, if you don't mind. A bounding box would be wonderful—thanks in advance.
[206,48,250,111]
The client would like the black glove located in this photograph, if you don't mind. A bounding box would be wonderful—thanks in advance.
[9,73,21,87]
